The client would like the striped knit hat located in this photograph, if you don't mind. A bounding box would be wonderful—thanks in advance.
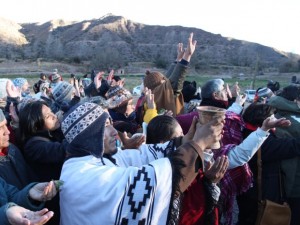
[52,81,74,104]
[61,102,109,158]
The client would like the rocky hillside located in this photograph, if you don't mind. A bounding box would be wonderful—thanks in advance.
[0,15,299,74]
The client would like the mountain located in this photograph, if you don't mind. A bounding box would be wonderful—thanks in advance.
[0,15,299,73]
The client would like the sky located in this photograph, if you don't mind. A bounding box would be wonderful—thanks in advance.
[1,0,300,54]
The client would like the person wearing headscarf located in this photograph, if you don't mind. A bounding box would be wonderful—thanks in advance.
[141,33,196,118]
[59,101,224,225]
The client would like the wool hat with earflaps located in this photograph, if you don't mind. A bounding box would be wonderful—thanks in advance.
[143,70,165,91]
[52,81,74,105]
[61,102,109,159]
[106,85,133,109]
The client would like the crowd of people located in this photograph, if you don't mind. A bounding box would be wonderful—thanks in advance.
[0,32,299,225]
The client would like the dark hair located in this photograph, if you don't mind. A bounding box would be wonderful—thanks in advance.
[278,84,300,101]
[267,80,280,92]
[18,101,49,143]
[113,76,121,82]
[242,103,276,127]
[40,73,46,79]
[146,115,181,144]
[182,80,200,103]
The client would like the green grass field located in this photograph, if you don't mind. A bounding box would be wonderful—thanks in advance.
[0,72,296,94]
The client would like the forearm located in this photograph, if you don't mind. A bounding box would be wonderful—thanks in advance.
[0,204,12,225]
[227,103,243,114]
[169,141,203,192]
[168,60,189,94]
[227,128,269,169]
[165,62,176,78]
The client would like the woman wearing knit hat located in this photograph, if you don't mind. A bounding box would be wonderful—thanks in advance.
[59,101,225,225]
[139,32,197,125]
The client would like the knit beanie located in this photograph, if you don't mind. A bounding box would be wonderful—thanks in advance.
[52,81,74,104]
[13,78,27,89]
[106,85,133,109]
[143,70,164,91]
[255,87,274,102]
[84,96,109,109]
[61,102,109,158]
[106,85,123,99]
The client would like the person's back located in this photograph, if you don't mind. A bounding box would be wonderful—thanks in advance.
[267,84,300,225]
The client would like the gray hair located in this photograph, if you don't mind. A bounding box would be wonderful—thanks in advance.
[201,79,224,99]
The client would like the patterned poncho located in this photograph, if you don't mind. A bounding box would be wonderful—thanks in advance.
[60,143,175,225]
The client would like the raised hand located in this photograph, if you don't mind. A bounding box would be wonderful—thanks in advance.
[145,89,155,109]
[183,32,197,62]
[192,116,225,150]
[226,83,233,99]
[231,81,240,97]
[235,92,247,106]
[204,155,229,183]
[6,80,21,98]
[176,43,184,62]
[119,78,125,87]
[107,70,114,85]
[6,206,53,225]
[94,71,105,90]
[261,116,291,131]
[118,131,146,149]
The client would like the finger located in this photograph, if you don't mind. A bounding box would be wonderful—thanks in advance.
[212,156,221,169]
[49,181,56,198]
[205,160,212,171]
[35,208,49,216]
[189,32,193,41]
[218,156,228,172]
